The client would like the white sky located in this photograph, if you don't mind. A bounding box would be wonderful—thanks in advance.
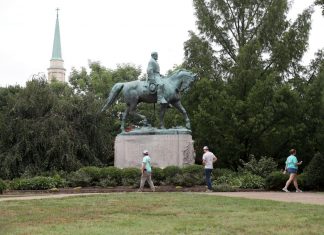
[0,0,323,87]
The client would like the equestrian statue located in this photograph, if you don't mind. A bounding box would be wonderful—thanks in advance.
[101,52,198,132]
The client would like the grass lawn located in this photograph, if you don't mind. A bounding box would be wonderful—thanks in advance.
[1,192,324,235]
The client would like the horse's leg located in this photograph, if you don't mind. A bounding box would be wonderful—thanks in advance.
[159,104,168,129]
[172,101,191,129]
[129,102,149,127]
[121,106,130,132]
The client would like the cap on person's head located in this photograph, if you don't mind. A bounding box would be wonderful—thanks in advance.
[143,150,149,155]
[203,146,209,150]
[151,51,158,56]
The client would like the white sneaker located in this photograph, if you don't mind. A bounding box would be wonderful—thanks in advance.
[205,189,213,193]
[282,188,289,193]
[296,189,303,193]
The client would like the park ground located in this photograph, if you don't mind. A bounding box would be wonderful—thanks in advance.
[1,190,324,205]
[0,190,324,235]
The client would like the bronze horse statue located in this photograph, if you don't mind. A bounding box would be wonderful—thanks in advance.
[101,69,198,131]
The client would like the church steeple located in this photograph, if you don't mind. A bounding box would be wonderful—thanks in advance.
[48,8,66,83]
[51,8,62,60]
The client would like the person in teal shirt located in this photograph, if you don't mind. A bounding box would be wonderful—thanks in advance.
[282,149,303,192]
[138,150,155,192]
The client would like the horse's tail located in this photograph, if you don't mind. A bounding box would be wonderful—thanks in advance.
[101,83,124,112]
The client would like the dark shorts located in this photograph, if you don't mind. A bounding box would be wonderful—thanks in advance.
[287,168,298,174]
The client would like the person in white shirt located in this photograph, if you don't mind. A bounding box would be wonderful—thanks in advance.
[202,146,217,192]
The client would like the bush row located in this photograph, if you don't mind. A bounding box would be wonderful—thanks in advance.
[66,165,206,188]
[0,165,205,190]
[1,162,322,191]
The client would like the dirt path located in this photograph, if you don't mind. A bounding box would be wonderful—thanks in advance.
[1,191,324,205]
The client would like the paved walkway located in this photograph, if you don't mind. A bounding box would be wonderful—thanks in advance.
[1,192,324,205]
[205,192,324,205]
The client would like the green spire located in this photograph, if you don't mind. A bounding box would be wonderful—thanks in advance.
[51,8,63,60]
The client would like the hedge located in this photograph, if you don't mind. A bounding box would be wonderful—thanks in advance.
[0,179,7,194]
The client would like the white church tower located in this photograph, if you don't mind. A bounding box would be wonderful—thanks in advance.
[48,8,66,83]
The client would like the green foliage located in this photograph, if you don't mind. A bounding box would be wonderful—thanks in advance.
[239,173,265,189]
[9,176,60,190]
[239,155,278,178]
[315,0,324,15]
[121,168,141,187]
[99,167,122,187]
[0,64,132,179]
[214,175,242,188]
[213,168,237,178]
[172,173,200,187]
[163,166,182,185]
[152,167,165,186]
[79,166,102,182]
[163,166,181,178]
[265,171,289,190]
[214,169,265,189]
[66,171,92,187]
[212,183,238,192]
[0,179,7,194]
[183,0,319,169]
[165,165,205,187]
[304,152,324,190]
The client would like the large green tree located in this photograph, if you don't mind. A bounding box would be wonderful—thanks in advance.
[0,62,142,179]
[183,0,314,167]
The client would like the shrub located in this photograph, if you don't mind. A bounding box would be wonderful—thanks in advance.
[10,176,58,190]
[182,165,205,185]
[212,183,238,192]
[100,167,122,186]
[213,168,237,178]
[239,173,265,189]
[239,155,278,178]
[265,171,289,190]
[99,178,119,187]
[172,173,199,187]
[152,167,165,185]
[182,165,204,175]
[304,152,324,190]
[121,168,141,187]
[0,179,7,194]
[214,175,242,187]
[163,166,182,185]
[163,166,181,178]
[297,173,307,190]
[79,166,102,182]
[52,174,67,188]
[66,171,92,187]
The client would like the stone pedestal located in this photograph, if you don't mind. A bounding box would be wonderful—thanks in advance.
[114,128,195,168]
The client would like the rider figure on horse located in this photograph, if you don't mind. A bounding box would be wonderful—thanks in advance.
[147,52,167,104]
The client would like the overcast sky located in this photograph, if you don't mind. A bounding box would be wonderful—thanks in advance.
[0,0,323,87]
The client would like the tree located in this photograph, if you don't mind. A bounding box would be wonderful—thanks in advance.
[183,0,314,167]
[315,0,324,15]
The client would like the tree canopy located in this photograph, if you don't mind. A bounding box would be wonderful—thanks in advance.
[182,0,323,167]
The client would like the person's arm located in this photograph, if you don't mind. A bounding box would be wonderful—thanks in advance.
[213,155,217,163]
[293,157,302,166]
[283,159,288,174]
[141,162,145,174]
[202,155,206,165]
[296,161,303,166]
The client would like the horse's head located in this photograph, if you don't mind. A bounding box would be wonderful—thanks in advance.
[178,70,198,93]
